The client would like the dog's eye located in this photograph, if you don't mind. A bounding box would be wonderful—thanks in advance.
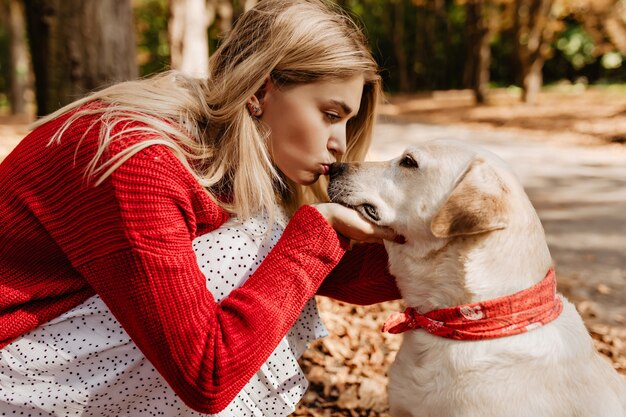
[361,204,380,221]
[400,154,419,169]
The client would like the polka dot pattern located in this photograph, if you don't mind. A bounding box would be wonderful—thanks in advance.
[0,211,327,416]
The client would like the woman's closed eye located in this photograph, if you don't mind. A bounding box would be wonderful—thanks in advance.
[325,112,341,123]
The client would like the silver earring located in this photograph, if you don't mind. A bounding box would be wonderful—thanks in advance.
[247,101,262,117]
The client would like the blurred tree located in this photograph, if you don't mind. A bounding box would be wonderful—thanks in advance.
[566,0,626,76]
[538,0,626,84]
[462,0,495,103]
[554,23,594,70]
[131,0,626,95]
[2,0,30,115]
[216,0,233,34]
[0,13,7,109]
[168,0,256,77]
[604,1,626,55]
[341,0,626,97]
[347,0,467,92]
[169,0,212,77]
[135,0,170,76]
[512,0,557,103]
[392,0,409,91]
[234,0,258,22]
[5,0,626,113]
[23,0,137,116]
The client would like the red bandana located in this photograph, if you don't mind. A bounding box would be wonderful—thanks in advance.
[382,269,563,340]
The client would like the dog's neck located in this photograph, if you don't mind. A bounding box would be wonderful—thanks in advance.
[386,214,553,312]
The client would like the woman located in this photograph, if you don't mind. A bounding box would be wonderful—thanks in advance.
[0,0,401,415]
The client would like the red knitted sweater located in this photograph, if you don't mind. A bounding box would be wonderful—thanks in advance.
[0,108,399,413]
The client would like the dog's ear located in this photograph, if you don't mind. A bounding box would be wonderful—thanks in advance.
[431,158,509,238]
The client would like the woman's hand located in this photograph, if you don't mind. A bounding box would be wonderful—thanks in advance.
[312,202,404,244]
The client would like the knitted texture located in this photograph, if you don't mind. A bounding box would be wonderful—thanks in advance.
[0,107,399,413]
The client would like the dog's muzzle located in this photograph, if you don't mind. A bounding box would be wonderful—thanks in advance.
[327,162,348,181]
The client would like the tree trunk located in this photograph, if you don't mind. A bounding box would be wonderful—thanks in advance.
[521,57,544,104]
[413,6,432,91]
[604,4,626,56]
[4,0,30,115]
[476,30,491,103]
[513,0,554,105]
[464,0,491,104]
[169,0,212,78]
[393,0,410,92]
[243,0,258,12]
[217,0,234,35]
[23,0,137,116]
[24,0,137,115]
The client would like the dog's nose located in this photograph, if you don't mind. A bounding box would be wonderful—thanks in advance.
[327,163,348,180]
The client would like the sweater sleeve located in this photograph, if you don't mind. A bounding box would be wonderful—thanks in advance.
[53,144,348,413]
[317,242,401,305]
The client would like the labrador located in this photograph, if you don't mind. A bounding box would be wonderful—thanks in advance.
[327,139,626,417]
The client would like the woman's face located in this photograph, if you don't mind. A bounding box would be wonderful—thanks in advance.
[258,75,365,186]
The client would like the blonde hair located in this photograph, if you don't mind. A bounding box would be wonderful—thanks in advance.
[38,0,382,219]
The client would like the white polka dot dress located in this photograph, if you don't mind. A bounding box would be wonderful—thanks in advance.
[0,210,328,416]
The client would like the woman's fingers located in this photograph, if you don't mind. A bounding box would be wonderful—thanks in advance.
[311,203,404,244]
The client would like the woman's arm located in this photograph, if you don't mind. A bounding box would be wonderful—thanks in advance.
[42,141,348,413]
[311,202,401,305]
[317,242,401,305]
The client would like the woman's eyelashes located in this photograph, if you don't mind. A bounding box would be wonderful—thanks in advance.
[325,111,341,123]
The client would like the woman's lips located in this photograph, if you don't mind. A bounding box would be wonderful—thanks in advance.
[322,164,330,175]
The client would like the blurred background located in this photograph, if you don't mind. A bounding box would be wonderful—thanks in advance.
[1,1,625,416]
[2,0,626,116]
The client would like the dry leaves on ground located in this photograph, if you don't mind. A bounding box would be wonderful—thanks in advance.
[295,296,626,417]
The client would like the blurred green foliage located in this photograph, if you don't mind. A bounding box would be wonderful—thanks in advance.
[132,0,232,77]
[2,0,626,109]
[134,0,170,76]
[129,0,626,90]
[346,0,468,91]
[344,0,626,91]
[544,20,626,85]
[556,23,596,70]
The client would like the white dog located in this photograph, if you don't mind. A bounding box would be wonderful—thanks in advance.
[327,139,626,417]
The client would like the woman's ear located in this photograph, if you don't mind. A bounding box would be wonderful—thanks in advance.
[248,94,262,107]
[255,77,274,103]
[247,78,274,116]
[246,94,263,117]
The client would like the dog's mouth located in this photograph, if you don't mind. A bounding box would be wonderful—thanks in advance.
[327,174,381,223]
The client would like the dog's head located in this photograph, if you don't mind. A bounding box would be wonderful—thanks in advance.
[327,139,520,245]
[328,139,552,306]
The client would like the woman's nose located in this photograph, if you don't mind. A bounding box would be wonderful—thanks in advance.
[328,125,347,156]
